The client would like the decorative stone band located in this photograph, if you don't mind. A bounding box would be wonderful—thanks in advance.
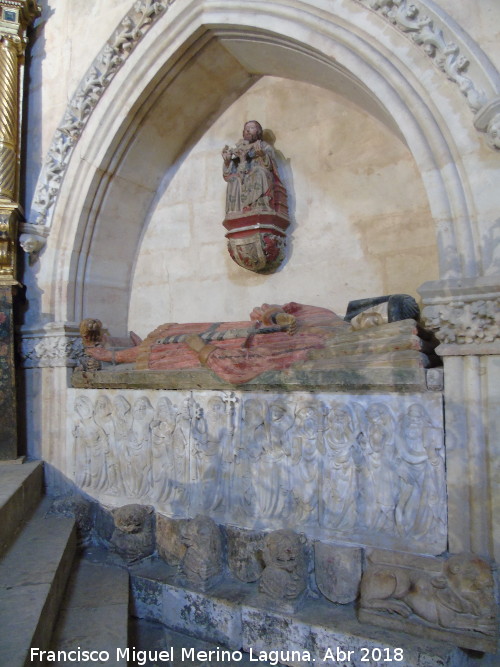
[357,0,500,149]
[419,278,500,353]
[27,0,500,254]
[18,322,84,368]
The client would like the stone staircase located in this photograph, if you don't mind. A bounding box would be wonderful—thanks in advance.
[0,460,128,667]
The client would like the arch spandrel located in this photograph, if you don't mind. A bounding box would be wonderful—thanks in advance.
[27,0,500,331]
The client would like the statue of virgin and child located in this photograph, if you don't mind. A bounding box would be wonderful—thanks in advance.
[221,120,284,218]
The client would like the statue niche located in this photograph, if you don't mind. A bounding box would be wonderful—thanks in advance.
[222,120,290,273]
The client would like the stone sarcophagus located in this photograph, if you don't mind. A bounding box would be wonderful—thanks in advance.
[68,388,446,555]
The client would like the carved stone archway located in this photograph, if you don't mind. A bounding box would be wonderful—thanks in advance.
[20,0,500,561]
[20,0,498,324]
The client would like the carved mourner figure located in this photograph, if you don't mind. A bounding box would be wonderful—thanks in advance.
[395,403,446,540]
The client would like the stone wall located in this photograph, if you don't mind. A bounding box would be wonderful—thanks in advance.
[128,75,438,333]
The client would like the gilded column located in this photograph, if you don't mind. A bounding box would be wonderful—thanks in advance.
[0,0,39,459]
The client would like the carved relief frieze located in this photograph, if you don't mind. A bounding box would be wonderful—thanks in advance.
[18,323,84,367]
[422,296,500,346]
[68,389,446,554]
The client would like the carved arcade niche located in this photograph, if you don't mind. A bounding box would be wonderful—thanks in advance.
[70,389,446,554]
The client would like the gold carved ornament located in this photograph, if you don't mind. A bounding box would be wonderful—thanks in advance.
[0,0,40,283]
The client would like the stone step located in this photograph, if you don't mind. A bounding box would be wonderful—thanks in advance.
[0,460,43,556]
[50,547,129,667]
[0,499,76,667]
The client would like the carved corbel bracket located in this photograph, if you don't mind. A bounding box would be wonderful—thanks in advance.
[19,221,47,264]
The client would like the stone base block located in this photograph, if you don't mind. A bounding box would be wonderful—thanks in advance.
[162,584,243,649]
[129,559,480,666]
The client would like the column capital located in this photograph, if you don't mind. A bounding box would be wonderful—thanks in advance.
[0,1,40,43]
[17,321,84,368]
[418,277,500,354]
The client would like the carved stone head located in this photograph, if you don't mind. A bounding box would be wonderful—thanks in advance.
[79,318,104,346]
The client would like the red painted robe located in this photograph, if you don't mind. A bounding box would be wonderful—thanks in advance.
[136,303,350,384]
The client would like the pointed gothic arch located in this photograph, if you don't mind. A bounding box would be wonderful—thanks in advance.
[27,0,499,330]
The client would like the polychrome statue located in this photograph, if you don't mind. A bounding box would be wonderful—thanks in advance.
[222,121,290,273]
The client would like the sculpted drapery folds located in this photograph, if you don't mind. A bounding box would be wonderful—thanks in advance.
[80,302,350,385]
[222,121,284,217]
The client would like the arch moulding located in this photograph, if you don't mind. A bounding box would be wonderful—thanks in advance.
[18,0,500,566]
[21,0,500,332]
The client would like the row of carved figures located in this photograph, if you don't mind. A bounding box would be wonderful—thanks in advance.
[72,392,446,545]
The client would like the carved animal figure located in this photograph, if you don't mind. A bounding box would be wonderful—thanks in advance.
[360,553,496,636]
[109,504,155,563]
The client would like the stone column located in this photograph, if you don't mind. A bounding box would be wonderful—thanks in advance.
[0,1,40,459]
[419,277,500,562]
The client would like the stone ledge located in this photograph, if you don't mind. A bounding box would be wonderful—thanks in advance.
[129,558,474,667]
[71,366,432,392]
